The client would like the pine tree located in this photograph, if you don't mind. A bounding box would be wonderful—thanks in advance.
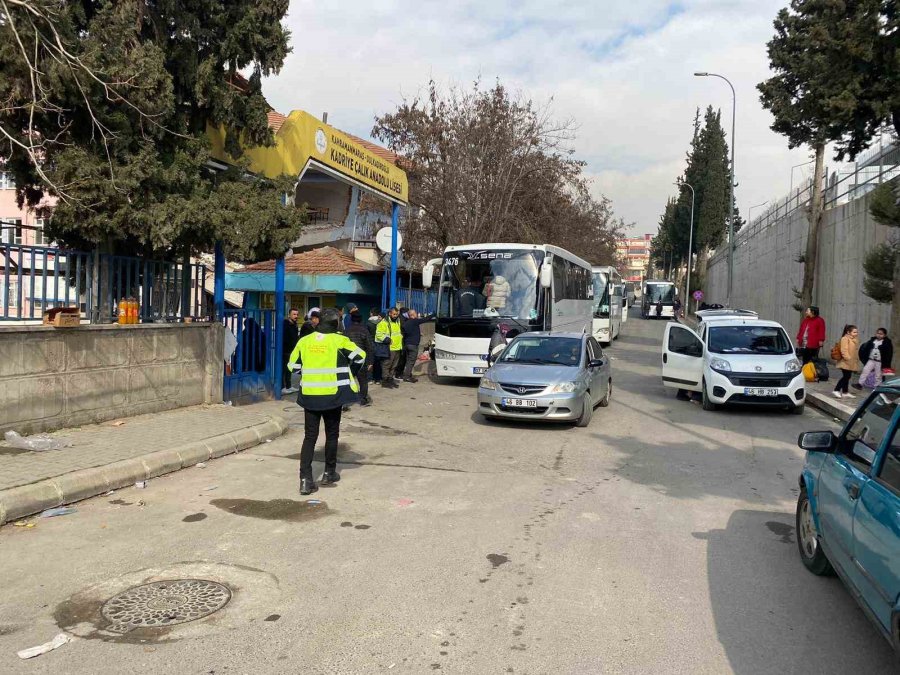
[0,0,303,262]
[862,180,900,339]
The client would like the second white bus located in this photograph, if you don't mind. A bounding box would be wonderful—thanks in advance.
[591,266,623,344]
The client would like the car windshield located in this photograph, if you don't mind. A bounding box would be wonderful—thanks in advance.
[646,284,675,303]
[708,325,793,355]
[499,336,582,366]
[438,249,543,321]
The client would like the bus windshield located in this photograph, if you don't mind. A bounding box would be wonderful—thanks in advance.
[645,284,675,303]
[592,272,610,317]
[437,249,544,320]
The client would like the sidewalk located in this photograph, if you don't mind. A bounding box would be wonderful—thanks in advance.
[804,368,860,422]
[0,404,287,525]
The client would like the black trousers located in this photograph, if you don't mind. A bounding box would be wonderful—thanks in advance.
[357,368,369,402]
[402,345,418,379]
[835,369,853,394]
[395,347,407,378]
[798,347,820,365]
[300,407,342,480]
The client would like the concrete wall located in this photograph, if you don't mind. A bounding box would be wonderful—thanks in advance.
[0,323,224,435]
[706,190,892,346]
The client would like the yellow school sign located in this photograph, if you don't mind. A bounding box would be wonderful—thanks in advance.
[208,110,408,204]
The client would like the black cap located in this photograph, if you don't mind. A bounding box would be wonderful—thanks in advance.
[318,308,341,334]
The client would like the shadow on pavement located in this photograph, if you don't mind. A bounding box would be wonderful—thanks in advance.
[695,509,897,673]
[469,410,577,432]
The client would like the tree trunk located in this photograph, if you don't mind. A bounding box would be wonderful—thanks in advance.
[799,143,826,312]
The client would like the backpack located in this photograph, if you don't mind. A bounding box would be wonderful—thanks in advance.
[813,358,829,382]
[830,341,842,361]
[802,361,817,382]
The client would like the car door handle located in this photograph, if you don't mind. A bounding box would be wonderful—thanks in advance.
[843,480,861,500]
[663,353,668,364]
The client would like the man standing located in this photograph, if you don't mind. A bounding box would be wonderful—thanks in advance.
[367,308,383,383]
[299,309,320,339]
[281,308,300,394]
[395,307,410,380]
[288,308,366,495]
[345,309,375,405]
[375,307,403,388]
[400,309,435,382]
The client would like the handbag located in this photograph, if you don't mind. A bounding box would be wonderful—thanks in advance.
[802,361,817,382]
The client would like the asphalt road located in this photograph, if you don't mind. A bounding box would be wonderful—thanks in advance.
[1,310,897,674]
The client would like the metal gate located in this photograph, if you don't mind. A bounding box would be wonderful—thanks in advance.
[223,309,277,404]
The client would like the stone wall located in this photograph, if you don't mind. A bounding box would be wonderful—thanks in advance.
[706,190,892,347]
[0,323,224,435]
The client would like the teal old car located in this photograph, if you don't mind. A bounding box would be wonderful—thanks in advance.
[796,382,900,653]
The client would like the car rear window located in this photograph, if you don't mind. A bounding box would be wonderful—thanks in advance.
[708,325,793,355]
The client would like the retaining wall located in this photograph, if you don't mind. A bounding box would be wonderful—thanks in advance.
[0,323,224,435]
[706,190,893,346]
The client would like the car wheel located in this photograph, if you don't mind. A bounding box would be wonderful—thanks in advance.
[599,380,612,407]
[576,393,593,427]
[796,485,833,576]
[701,379,717,411]
[790,403,805,415]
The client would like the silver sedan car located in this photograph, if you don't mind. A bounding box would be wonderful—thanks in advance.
[476,332,612,426]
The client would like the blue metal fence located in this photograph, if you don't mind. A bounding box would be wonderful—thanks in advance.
[222,308,277,403]
[0,243,209,322]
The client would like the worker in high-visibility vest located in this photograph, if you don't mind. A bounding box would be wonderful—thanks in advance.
[375,307,403,387]
[288,308,366,495]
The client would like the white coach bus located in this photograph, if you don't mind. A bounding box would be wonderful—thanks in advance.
[591,265,623,344]
[422,243,593,378]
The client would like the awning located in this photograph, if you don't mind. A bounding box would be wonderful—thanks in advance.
[208,110,408,204]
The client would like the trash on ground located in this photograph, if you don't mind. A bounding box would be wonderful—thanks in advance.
[17,633,71,659]
[105,490,115,496]
[265,439,272,443]
[4,430,73,452]
[136,500,145,507]
[196,462,207,468]
[203,485,218,491]
[307,499,321,505]
[135,481,147,489]
[13,521,35,528]
[256,458,265,462]
[396,498,415,507]
[225,401,233,406]
[40,507,77,518]
[111,420,126,427]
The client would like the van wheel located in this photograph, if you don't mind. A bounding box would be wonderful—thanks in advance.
[701,379,717,411]
[599,380,612,407]
[796,486,833,575]
[576,394,593,427]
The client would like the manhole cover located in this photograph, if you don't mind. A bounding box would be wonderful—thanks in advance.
[100,579,231,633]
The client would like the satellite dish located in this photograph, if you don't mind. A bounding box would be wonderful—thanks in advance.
[375,227,402,254]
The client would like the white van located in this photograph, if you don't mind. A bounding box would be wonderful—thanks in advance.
[661,313,805,413]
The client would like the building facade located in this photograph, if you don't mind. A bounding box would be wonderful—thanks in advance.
[616,234,652,284]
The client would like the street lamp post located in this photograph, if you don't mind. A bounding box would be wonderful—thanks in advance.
[748,200,769,224]
[677,180,696,314]
[695,71,735,307]
[789,159,815,202]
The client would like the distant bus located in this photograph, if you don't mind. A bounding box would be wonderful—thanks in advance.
[423,243,593,378]
[641,280,677,319]
[624,282,635,306]
[591,266,622,344]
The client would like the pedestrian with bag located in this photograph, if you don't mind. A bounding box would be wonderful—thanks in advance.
[375,307,403,388]
[400,309,435,382]
[288,308,366,495]
[854,327,893,390]
[832,324,860,399]
[345,309,375,405]
[281,308,300,394]
[796,306,826,364]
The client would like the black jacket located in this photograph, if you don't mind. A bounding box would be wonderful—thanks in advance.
[401,316,435,349]
[282,319,299,354]
[345,322,375,365]
[859,337,893,368]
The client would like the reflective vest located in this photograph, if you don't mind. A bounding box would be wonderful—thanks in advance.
[375,318,403,352]
[288,332,366,410]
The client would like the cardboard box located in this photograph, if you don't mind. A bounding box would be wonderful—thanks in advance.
[43,307,82,328]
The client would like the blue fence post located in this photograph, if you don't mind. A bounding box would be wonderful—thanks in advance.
[274,256,285,399]
[389,202,400,308]
[214,241,225,321]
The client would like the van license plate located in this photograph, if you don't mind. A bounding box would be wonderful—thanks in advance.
[502,398,537,408]
[473,367,487,375]
[744,388,778,397]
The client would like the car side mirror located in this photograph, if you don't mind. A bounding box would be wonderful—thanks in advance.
[588,358,604,368]
[797,431,837,453]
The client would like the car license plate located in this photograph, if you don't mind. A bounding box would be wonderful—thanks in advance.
[502,398,537,408]
[744,387,778,397]
[473,367,487,375]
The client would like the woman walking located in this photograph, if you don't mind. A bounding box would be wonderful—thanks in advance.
[833,325,860,399]
[854,328,893,390]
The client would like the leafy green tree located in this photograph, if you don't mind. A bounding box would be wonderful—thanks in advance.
[863,180,900,338]
[0,0,302,262]
[759,0,887,312]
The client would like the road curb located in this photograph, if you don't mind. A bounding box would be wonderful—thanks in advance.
[0,414,288,526]
[805,391,853,423]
